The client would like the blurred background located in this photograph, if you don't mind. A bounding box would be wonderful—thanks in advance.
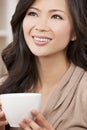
[0,0,18,77]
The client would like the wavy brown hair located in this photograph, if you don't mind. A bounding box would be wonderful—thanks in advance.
[0,0,87,129]
[0,0,87,95]
[67,0,87,69]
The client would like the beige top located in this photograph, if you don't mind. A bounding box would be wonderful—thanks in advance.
[5,64,87,130]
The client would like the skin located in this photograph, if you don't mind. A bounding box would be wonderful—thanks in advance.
[19,110,54,130]
[20,0,75,129]
[0,101,8,129]
[0,0,76,129]
[23,0,75,57]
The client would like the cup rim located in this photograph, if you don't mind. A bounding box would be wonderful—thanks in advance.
[0,93,41,97]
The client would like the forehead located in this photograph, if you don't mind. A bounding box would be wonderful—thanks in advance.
[31,0,69,13]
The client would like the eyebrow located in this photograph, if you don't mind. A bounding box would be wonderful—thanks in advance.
[29,7,65,14]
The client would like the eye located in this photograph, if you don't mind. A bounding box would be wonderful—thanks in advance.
[27,11,38,17]
[51,14,63,20]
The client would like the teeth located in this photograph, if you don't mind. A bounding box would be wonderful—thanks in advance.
[33,37,51,42]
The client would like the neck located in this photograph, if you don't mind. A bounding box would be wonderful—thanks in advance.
[36,53,70,90]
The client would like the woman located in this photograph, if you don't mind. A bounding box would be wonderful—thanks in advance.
[0,0,87,130]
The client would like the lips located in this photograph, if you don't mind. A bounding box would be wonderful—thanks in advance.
[32,36,52,45]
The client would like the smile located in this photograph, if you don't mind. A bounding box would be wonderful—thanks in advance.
[32,36,52,45]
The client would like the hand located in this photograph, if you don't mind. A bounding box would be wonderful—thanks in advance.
[0,111,8,126]
[19,110,54,130]
[0,102,8,127]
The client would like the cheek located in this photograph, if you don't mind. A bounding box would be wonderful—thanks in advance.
[51,22,72,51]
[53,22,72,41]
[22,17,35,35]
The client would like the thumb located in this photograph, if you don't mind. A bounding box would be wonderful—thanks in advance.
[31,110,53,130]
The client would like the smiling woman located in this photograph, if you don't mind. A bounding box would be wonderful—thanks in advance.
[22,0,75,56]
[0,0,87,130]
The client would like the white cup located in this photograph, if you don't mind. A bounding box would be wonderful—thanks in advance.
[0,93,42,127]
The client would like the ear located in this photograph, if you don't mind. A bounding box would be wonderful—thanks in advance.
[71,32,76,41]
[71,35,76,41]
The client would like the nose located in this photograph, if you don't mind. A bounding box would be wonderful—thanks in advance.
[35,18,50,32]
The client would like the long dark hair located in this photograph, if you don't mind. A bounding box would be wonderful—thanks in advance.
[67,0,87,69]
[0,0,38,94]
[0,0,87,94]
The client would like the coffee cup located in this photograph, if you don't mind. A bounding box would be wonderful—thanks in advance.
[0,93,41,127]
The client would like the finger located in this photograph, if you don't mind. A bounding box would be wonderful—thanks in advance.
[0,120,8,126]
[0,111,7,121]
[24,118,41,130]
[19,119,31,130]
[0,111,8,126]
[0,111,5,118]
[31,110,53,130]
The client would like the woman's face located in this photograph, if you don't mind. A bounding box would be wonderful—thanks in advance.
[23,0,75,57]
